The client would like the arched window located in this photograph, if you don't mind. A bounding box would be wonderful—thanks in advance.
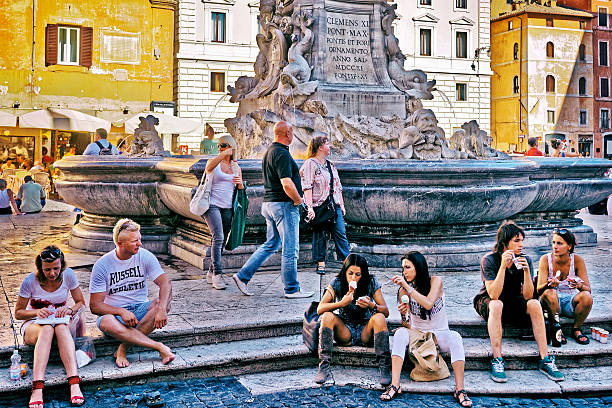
[579,77,587,95]
[579,44,586,61]
[513,76,519,93]
[546,75,556,93]
[513,43,519,60]
[546,42,554,58]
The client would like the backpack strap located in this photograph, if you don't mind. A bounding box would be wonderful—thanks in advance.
[95,141,105,149]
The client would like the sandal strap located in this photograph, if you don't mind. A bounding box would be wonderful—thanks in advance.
[32,380,45,390]
[67,375,81,385]
[381,384,399,399]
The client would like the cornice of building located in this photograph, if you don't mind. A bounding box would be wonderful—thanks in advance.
[492,3,593,22]
[149,0,177,10]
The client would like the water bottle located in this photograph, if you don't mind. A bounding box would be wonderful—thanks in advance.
[9,350,21,381]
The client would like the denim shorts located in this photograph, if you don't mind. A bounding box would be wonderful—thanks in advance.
[96,300,152,330]
[558,292,577,318]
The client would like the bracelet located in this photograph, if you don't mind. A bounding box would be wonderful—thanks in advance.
[68,307,74,316]
[407,286,415,296]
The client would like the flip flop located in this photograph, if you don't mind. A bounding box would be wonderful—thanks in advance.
[572,328,590,345]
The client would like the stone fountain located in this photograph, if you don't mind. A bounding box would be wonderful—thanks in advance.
[54,0,612,271]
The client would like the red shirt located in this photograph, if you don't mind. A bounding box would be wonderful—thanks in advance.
[525,147,543,157]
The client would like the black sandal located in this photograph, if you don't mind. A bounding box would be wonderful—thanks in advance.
[572,328,590,345]
[380,384,401,401]
[454,389,472,407]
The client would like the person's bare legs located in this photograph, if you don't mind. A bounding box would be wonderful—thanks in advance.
[487,300,504,357]
[55,324,83,403]
[100,300,174,368]
[24,324,54,408]
[540,289,560,316]
[572,291,593,329]
[526,299,548,358]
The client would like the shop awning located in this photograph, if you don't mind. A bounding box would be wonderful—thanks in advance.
[0,111,17,127]
[19,108,111,132]
[123,111,204,134]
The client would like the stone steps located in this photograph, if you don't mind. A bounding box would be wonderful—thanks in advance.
[1,334,610,397]
[2,316,610,369]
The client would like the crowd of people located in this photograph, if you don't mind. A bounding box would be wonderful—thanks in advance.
[524,136,590,158]
[11,121,598,407]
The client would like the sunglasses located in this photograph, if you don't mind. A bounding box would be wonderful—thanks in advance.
[40,247,61,262]
[218,143,231,149]
[118,220,133,233]
[553,228,569,235]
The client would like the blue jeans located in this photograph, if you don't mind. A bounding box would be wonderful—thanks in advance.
[237,201,300,294]
[203,205,233,275]
[312,206,350,263]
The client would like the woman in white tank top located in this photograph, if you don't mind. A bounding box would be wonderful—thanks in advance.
[0,178,22,215]
[201,135,244,290]
[381,251,470,407]
[537,228,592,345]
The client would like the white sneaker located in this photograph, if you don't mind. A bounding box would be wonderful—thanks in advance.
[206,270,213,284]
[232,274,253,296]
[284,290,314,299]
[212,274,226,290]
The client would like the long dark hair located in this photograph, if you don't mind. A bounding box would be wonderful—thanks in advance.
[400,251,431,320]
[553,228,576,254]
[35,245,66,283]
[493,221,524,254]
[336,254,371,299]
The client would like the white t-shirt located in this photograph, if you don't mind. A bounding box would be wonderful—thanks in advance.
[89,248,164,308]
[18,268,79,313]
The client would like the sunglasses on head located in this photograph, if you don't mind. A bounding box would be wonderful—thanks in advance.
[40,247,61,262]
[118,220,133,233]
[218,143,231,149]
[553,228,569,235]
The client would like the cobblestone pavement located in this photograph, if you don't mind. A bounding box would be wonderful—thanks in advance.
[0,377,610,408]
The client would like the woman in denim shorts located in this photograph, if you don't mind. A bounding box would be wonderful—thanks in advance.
[537,228,593,344]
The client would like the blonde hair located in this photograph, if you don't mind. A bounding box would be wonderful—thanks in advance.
[113,218,141,245]
[218,135,238,157]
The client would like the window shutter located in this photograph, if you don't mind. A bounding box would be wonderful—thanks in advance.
[80,26,93,68]
[45,24,58,66]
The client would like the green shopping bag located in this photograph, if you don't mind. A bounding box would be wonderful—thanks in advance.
[225,184,248,251]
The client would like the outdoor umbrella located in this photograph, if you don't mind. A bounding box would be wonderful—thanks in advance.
[0,111,17,127]
[123,111,203,134]
[19,108,111,132]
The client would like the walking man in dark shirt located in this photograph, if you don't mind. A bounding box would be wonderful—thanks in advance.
[233,121,313,299]
[473,221,563,383]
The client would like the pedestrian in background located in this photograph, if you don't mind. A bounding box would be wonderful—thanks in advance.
[525,137,543,157]
[200,123,218,155]
[233,121,313,298]
[202,135,243,290]
[16,175,46,214]
[83,128,118,155]
[300,136,349,274]
[0,178,22,215]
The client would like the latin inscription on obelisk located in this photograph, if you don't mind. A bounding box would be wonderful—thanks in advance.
[324,11,377,86]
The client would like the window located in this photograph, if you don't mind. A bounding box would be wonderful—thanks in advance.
[547,110,555,123]
[456,83,467,101]
[45,24,92,67]
[580,110,588,125]
[508,21,513,30]
[579,77,587,95]
[579,44,586,61]
[419,0,432,5]
[546,75,556,93]
[420,29,432,56]
[513,76,519,94]
[456,0,467,9]
[546,19,554,27]
[210,72,225,92]
[601,78,610,98]
[456,32,467,58]
[599,8,608,27]
[580,20,587,30]
[513,43,519,60]
[58,27,79,64]
[600,42,609,66]
[546,42,554,58]
[211,12,226,43]
[100,32,140,64]
[602,109,610,129]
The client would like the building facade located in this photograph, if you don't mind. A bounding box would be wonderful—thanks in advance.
[490,1,594,154]
[174,0,259,152]
[0,0,176,161]
[392,0,493,141]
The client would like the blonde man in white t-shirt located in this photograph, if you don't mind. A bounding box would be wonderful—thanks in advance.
[89,218,174,368]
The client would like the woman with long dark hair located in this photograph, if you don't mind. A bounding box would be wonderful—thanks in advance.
[300,136,349,274]
[381,251,471,407]
[14,245,86,407]
[315,254,391,385]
